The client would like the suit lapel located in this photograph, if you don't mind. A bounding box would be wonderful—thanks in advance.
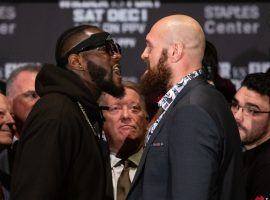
[129,76,207,194]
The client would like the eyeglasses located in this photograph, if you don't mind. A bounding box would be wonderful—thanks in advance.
[100,104,142,115]
[78,40,121,56]
[230,101,270,117]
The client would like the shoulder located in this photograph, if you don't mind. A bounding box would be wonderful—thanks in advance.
[31,93,80,121]
[21,93,83,140]
[168,105,219,139]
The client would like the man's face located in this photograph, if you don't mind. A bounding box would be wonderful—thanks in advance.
[81,37,124,98]
[0,94,15,146]
[9,71,39,123]
[101,88,148,155]
[140,28,171,98]
[140,48,171,98]
[231,86,270,147]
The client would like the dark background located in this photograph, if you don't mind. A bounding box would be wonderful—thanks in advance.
[0,0,269,89]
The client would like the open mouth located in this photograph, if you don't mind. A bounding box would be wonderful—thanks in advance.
[112,64,121,76]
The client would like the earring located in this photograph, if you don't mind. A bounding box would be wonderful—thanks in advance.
[79,65,84,71]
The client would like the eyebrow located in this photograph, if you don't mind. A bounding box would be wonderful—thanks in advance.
[244,102,261,110]
[233,97,261,110]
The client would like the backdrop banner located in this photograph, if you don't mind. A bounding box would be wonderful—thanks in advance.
[0,1,269,88]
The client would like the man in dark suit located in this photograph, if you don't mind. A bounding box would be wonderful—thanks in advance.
[99,81,148,200]
[127,14,245,200]
[0,93,16,200]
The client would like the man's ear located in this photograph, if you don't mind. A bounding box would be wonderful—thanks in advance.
[67,54,85,71]
[168,43,183,63]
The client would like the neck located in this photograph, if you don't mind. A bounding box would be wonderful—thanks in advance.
[69,68,101,101]
[170,65,201,87]
[245,131,270,150]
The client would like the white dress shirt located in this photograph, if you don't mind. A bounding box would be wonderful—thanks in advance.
[110,148,142,200]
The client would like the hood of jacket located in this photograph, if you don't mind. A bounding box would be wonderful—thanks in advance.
[35,64,103,123]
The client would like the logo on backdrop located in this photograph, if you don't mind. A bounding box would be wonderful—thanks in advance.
[58,0,161,48]
[204,5,260,35]
[219,61,270,89]
[0,5,16,35]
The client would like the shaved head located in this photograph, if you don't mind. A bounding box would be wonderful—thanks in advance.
[151,14,205,64]
[141,14,206,91]
[61,27,103,57]
[55,25,103,67]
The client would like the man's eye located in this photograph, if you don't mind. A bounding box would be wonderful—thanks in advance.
[246,107,258,114]
[130,105,141,112]
[110,106,121,112]
[23,91,38,99]
[31,92,38,99]
[146,46,152,53]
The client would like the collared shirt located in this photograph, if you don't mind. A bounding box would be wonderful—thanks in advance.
[110,148,143,200]
[146,69,203,143]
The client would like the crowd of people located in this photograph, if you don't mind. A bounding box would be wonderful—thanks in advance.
[0,14,269,200]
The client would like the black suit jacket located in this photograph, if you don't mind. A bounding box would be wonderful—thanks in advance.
[127,76,245,200]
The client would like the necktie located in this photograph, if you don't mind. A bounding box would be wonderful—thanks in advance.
[117,160,132,200]
[0,183,4,200]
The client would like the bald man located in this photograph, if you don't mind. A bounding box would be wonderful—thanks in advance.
[127,15,245,200]
[11,25,124,199]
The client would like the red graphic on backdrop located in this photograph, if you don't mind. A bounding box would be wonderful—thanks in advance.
[255,195,265,200]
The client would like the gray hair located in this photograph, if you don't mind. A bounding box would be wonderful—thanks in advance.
[6,64,41,96]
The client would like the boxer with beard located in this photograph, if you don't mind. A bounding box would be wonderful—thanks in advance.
[11,25,124,200]
[140,50,170,120]
[127,14,244,200]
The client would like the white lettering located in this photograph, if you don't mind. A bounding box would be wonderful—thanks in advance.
[219,62,231,78]
[204,20,260,34]
[204,5,259,19]
[115,37,136,48]
[121,23,146,34]
[0,6,16,20]
[0,23,16,35]
[107,9,141,22]
[249,62,270,73]
[102,23,120,34]
[73,9,105,22]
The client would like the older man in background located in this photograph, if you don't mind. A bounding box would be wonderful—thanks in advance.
[0,93,16,200]
[99,81,148,200]
[6,65,41,137]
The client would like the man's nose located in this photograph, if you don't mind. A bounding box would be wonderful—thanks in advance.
[5,112,15,124]
[233,108,244,123]
[120,107,131,120]
[141,48,148,61]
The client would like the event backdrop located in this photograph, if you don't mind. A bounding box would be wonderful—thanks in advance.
[0,1,269,88]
